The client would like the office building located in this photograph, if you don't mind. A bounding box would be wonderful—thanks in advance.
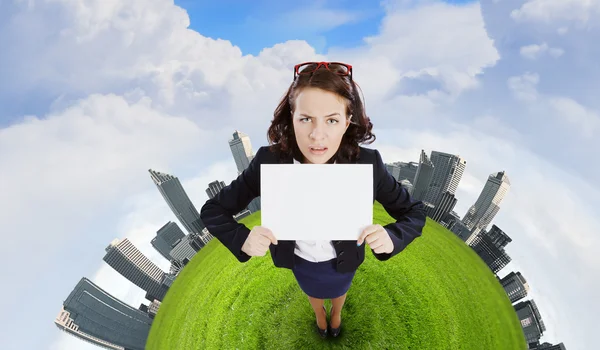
[443,211,461,230]
[148,300,162,319]
[151,221,186,261]
[422,151,466,207]
[451,220,472,241]
[228,130,261,213]
[104,238,168,301]
[462,171,510,236]
[149,169,205,234]
[429,191,457,223]
[229,130,253,175]
[532,342,567,350]
[500,271,530,304]
[468,225,512,273]
[385,161,419,183]
[169,234,197,265]
[206,180,226,199]
[412,150,434,201]
[56,277,152,350]
[514,299,546,346]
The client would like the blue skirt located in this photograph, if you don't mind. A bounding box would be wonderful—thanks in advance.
[292,254,356,299]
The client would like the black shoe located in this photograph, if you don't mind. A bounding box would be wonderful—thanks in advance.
[316,305,328,338]
[329,306,341,337]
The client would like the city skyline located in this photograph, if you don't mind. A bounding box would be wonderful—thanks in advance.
[55,126,563,348]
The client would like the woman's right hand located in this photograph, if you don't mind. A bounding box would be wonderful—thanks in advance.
[241,226,278,256]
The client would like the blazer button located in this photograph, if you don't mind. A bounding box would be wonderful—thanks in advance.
[339,251,345,256]
[338,260,345,265]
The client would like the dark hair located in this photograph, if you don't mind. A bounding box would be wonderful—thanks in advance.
[266,63,375,163]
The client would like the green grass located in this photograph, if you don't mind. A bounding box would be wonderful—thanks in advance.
[146,202,526,349]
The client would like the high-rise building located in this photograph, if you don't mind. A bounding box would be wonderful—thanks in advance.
[412,150,434,201]
[151,221,186,261]
[429,191,457,223]
[149,169,205,234]
[228,130,261,213]
[514,299,546,346]
[500,271,530,304]
[385,161,419,183]
[169,235,197,265]
[56,277,152,350]
[532,342,567,350]
[422,151,466,207]
[229,130,253,175]
[103,238,168,301]
[148,300,162,319]
[451,220,472,241]
[206,180,226,199]
[442,211,461,229]
[462,171,510,235]
[468,225,512,273]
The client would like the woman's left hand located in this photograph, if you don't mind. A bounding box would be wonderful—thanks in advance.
[357,224,394,254]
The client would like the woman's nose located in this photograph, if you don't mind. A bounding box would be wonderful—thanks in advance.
[310,126,325,139]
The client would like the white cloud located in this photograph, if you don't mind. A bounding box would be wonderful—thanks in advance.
[548,97,600,139]
[507,72,539,102]
[520,42,564,59]
[328,1,499,106]
[511,0,600,25]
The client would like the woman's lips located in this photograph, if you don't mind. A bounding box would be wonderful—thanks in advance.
[310,147,328,155]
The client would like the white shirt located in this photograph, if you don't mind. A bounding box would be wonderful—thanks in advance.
[292,157,338,262]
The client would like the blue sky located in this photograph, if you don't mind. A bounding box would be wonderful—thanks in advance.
[174,0,476,55]
[0,0,597,349]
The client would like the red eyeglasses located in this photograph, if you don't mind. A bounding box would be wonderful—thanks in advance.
[294,61,353,80]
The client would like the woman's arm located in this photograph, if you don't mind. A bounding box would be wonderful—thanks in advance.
[372,149,427,261]
[199,146,265,263]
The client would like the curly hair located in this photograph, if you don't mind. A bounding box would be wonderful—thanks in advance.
[266,63,376,164]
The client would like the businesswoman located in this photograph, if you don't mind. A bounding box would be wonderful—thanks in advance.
[200,62,426,339]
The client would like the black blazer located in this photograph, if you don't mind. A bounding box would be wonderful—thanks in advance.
[199,145,427,273]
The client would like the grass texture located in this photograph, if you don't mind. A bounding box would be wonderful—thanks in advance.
[146,201,526,349]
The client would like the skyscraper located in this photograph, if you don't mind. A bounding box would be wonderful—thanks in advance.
[206,180,226,199]
[514,299,546,346]
[533,342,567,350]
[151,221,186,261]
[468,225,512,273]
[422,151,466,207]
[412,150,435,201]
[228,130,260,213]
[169,234,198,265]
[385,161,419,183]
[500,271,530,303]
[462,171,511,236]
[229,130,253,175]
[103,238,168,301]
[429,191,457,223]
[149,169,205,234]
[56,277,152,350]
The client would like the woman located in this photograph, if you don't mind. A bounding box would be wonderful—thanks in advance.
[200,61,426,339]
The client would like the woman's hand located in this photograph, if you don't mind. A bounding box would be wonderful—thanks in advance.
[241,226,278,256]
[357,224,393,254]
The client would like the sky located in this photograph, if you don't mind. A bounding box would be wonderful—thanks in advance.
[0,0,598,349]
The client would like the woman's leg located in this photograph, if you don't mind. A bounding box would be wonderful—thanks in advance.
[307,295,328,329]
[330,292,348,328]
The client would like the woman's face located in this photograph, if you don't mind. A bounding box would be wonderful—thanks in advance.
[292,87,350,164]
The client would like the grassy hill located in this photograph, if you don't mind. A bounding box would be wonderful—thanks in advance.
[146,201,526,349]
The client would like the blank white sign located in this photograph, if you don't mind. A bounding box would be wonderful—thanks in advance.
[260,164,373,240]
